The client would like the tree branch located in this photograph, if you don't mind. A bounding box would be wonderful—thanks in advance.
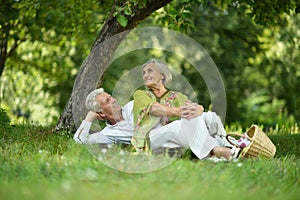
[93,0,173,49]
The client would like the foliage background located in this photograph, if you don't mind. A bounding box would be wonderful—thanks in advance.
[0,1,299,199]
[0,0,299,128]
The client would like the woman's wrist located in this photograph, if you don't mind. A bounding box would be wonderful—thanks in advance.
[171,107,181,117]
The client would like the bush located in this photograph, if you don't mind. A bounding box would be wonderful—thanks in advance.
[0,108,11,127]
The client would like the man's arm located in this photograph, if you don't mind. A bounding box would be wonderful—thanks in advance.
[73,111,100,144]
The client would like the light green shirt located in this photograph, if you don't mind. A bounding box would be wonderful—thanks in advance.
[132,88,187,149]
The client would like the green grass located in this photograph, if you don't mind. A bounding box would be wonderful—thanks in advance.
[1,124,300,200]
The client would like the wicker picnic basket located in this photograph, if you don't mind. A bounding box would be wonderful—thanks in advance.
[226,125,276,159]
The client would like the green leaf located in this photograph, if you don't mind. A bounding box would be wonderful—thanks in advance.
[116,13,128,27]
[124,7,132,16]
[138,0,147,8]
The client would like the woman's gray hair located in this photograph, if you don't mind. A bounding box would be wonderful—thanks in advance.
[85,88,104,112]
[142,58,172,85]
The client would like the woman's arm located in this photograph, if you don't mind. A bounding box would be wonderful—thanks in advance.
[149,102,181,117]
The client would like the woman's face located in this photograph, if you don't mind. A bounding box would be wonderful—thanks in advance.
[142,63,164,86]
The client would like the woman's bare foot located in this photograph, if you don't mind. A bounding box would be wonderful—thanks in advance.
[211,146,232,159]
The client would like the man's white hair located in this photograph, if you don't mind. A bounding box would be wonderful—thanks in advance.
[85,88,104,112]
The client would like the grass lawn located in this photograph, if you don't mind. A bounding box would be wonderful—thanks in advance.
[0,124,299,200]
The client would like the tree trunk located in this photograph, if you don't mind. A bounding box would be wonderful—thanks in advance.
[0,39,7,77]
[56,0,173,131]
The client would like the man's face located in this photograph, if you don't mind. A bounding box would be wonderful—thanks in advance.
[96,92,122,117]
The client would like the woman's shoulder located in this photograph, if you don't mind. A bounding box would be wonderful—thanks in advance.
[133,89,153,98]
[134,89,145,93]
[133,89,146,96]
[167,90,188,100]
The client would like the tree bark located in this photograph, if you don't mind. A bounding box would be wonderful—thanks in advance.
[56,0,173,131]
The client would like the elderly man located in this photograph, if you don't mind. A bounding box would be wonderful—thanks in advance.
[74,88,239,160]
[74,88,133,145]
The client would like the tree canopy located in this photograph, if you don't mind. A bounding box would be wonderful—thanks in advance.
[0,0,299,130]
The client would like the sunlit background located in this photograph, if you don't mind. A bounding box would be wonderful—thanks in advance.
[1,1,299,128]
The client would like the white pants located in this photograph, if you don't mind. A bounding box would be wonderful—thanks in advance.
[149,113,230,160]
[202,111,231,147]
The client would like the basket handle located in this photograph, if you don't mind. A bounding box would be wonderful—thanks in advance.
[226,132,253,148]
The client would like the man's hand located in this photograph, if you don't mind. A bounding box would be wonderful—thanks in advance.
[85,111,103,122]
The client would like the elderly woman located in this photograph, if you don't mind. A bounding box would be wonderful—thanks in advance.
[132,58,239,160]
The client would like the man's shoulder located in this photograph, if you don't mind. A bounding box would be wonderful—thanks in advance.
[121,100,134,124]
[123,100,134,109]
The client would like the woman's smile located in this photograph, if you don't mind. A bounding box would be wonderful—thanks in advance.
[142,63,163,85]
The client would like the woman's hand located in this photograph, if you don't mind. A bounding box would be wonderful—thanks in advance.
[181,100,204,120]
